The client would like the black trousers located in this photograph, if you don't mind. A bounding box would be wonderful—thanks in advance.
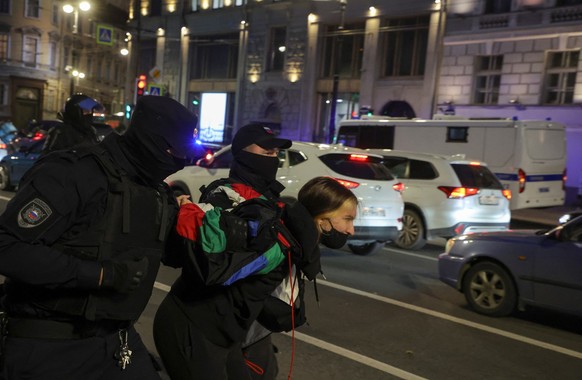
[154,294,251,380]
[0,325,159,380]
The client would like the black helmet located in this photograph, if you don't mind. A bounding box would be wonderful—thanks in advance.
[61,94,105,129]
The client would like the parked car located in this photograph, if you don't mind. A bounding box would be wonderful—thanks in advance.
[0,134,45,191]
[367,150,512,250]
[0,121,18,160]
[439,214,582,317]
[165,142,405,255]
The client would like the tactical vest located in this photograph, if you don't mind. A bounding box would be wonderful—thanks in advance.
[10,146,177,322]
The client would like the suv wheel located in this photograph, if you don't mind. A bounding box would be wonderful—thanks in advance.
[396,209,426,250]
[347,241,384,255]
[0,166,12,191]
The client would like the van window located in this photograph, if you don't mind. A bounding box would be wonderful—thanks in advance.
[319,153,394,180]
[337,125,395,149]
[525,129,565,160]
[451,164,503,189]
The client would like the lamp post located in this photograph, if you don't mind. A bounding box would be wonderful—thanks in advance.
[67,67,85,96]
[63,1,91,34]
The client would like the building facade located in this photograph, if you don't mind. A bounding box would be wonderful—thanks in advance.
[128,0,444,144]
[0,0,130,131]
[438,0,582,202]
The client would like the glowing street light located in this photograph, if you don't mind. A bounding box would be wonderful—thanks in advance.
[63,1,91,34]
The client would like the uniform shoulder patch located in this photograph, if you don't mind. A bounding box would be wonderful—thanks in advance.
[17,198,53,228]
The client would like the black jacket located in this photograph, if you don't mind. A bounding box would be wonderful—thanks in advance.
[0,135,180,322]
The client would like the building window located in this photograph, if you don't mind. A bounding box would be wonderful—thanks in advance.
[23,36,38,66]
[213,0,225,8]
[190,33,239,79]
[484,0,511,13]
[71,49,80,69]
[0,0,10,14]
[321,24,365,79]
[381,16,428,78]
[25,0,40,18]
[0,33,8,60]
[543,50,579,104]
[52,1,59,24]
[87,55,93,77]
[49,41,57,69]
[474,55,503,104]
[0,84,6,105]
[266,27,286,72]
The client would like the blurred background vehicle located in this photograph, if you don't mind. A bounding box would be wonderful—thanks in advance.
[0,121,19,161]
[369,150,511,250]
[0,121,115,191]
[166,142,405,255]
[0,133,45,191]
[438,214,582,317]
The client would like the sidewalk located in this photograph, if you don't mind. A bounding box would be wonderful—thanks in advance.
[511,205,580,226]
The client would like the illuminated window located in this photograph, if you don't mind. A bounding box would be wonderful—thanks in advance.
[0,33,8,60]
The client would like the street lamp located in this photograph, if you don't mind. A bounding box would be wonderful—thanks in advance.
[69,68,85,95]
[63,1,91,34]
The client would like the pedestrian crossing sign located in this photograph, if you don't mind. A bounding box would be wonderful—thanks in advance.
[97,24,114,46]
[148,85,162,96]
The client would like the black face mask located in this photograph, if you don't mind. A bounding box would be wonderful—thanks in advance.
[234,150,280,182]
[320,221,349,249]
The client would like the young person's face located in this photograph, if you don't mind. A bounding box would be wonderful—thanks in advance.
[317,200,357,236]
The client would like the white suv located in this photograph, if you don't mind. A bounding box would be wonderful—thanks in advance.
[367,150,511,250]
[166,142,404,255]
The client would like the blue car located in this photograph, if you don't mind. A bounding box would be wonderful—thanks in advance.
[0,134,45,191]
[438,215,582,317]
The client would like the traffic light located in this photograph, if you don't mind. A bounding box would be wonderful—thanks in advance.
[135,74,147,101]
[125,104,133,120]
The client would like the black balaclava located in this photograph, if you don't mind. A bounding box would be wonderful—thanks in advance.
[229,123,291,196]
[119,96,198,185]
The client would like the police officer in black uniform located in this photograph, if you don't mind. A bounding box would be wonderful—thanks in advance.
[41,93,104,156]
[0,95,197,380]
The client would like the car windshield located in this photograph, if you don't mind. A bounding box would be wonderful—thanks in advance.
[451,164,503,189]
[319,153,394,180]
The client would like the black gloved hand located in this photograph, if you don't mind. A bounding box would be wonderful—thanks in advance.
[100,257,149,293]
[219,211,248,251]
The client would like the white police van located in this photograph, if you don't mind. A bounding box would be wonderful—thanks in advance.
[335,115,566,210]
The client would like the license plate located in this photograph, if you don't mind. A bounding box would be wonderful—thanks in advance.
[539,187,549,193]
[479,195,499,205]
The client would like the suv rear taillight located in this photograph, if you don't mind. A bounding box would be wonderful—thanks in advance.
[502,189,512,200]
[334,178,360,189]
[518,168,526,193]
[392,182,404,192]
[438,186,479,199]
[349,154,368,162]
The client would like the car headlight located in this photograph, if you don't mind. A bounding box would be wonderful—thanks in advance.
[444,238,456,254]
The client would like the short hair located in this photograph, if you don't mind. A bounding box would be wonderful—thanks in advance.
[298,176,358,219]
